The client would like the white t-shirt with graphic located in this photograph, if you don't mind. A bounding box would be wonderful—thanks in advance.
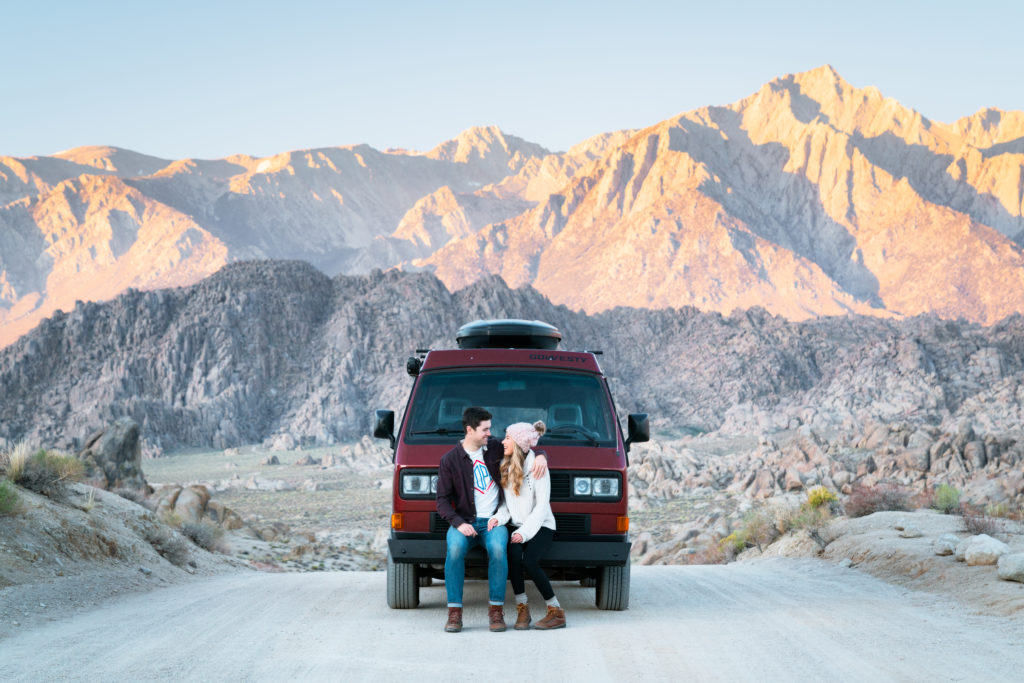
[466,445,498,518]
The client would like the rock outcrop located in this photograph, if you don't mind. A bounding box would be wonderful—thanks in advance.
[2,261,1024,454]
[75,418,151,494]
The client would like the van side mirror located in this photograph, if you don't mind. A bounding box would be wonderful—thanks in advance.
[374,409,396,452]
[625,413,649,454]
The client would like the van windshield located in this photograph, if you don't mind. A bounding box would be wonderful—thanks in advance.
[404,369,617,447]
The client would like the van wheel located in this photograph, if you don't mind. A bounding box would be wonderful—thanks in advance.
[579,576,597,587]
[418,575,433,587]
[595,562,630,610]
[387,550,419,608]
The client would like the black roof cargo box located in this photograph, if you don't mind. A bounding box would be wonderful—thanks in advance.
[455,319,562,350]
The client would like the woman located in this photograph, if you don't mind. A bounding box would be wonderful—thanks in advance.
[487,420,565,630]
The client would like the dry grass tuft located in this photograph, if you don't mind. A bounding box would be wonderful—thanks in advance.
[1,442,32,482]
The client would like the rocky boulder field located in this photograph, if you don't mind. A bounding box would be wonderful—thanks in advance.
[5,410,1024,635]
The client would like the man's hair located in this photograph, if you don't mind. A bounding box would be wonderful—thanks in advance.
[462,406,492,432]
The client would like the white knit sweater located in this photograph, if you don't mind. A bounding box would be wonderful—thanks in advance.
[491,450,556,542]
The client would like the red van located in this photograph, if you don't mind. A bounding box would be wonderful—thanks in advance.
[374,319,649,610]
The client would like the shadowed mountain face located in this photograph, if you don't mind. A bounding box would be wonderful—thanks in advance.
[1,261,1023,454]
[3,68,1024,350]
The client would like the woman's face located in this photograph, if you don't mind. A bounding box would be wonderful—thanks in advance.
[501,436,514,456]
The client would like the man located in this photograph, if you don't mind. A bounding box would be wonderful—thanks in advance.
[435,406,548,633]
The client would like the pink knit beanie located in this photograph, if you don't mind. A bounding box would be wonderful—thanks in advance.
[505,421,546,452]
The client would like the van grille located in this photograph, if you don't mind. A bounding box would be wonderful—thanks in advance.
[550,473,571,499]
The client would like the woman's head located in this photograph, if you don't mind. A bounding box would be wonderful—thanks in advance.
[500,421,546,495]
[503,420,547,456]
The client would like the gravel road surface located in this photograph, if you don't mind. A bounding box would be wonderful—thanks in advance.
[2,559,1021,682]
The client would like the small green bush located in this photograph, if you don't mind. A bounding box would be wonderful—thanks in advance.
[933,484,961,514]
[785,504,833,532]
[0,479,19,514]
[719,530,749,559]
[738,509,778,551]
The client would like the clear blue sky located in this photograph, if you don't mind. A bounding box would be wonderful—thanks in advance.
[2,0,1021,160]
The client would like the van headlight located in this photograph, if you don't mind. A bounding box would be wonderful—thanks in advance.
[572,476,619,498]
[401,473,438,497]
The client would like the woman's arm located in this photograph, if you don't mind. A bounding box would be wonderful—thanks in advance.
[516,457,552,542]
[490,500,510,529]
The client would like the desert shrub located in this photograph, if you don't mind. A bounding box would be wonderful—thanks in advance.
[159,511,184,528]
[719,530,749,560]
[844,484,911,518]
[985,502,1013,519]
[112,486,149,507]
[737,509,778,551]
[680,544,727,565]
[961,512,1000,536]
[181,521,226,553]
[782,503,833,532]
[13,450,85,500]
[0,479,19,515]
[933,484,961,514]
[806,486,839,510]
[143,525,192,567]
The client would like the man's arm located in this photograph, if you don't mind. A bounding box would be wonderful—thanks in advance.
[435,454,468,529]
[530,449,548,478]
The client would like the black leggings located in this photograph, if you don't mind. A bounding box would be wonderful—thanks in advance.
[508,526,555,600]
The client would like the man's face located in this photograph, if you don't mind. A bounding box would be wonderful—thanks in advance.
[464,420,492,449]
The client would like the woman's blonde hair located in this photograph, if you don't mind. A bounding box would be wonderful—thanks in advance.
[500,421,546,496]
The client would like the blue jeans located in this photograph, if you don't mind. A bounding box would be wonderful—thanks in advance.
[445,518,508,607]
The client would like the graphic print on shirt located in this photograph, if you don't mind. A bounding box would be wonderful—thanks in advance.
[473,459,494,494]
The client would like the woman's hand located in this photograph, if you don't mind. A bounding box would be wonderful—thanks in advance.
[511,532,524,543]
[487,517,500,531]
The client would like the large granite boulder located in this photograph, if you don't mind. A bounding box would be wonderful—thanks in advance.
[76,418,151,494]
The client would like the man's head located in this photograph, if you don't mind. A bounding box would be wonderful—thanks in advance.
[462,406,493,450]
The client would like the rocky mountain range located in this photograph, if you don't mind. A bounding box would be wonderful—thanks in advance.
[3,65,1024,349]
[1,260,1022,454]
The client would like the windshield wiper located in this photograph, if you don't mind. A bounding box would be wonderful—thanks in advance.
[545,426,600,447]
[410,427,464,436]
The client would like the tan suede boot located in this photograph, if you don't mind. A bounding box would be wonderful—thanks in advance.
[488,604,507,632]
[532,605,566,630]
[514,602,531,630]
[444,607,463,633]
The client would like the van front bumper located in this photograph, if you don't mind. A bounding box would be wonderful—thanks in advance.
[388,536,631,567]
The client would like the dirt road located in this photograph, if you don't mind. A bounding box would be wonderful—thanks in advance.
[2,559,1021,682]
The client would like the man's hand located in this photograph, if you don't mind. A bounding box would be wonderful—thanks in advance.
[457,523,477,537]
[511,532,524,543]
[530,453,548,478]
[487,517,500,531]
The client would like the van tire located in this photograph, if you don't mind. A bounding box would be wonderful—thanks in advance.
[596,562,630,610]
[387,550,419,608]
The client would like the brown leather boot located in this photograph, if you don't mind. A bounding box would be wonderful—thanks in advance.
[514,602,531,630]
[444,607,463,633]
[488,604,506,632]
[532,605,566,630]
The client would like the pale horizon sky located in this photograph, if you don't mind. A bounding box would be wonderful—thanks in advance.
[3,0,1022,161]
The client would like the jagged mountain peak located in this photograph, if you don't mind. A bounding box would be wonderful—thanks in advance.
[51,146,172,177]
[426,125,550,165]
